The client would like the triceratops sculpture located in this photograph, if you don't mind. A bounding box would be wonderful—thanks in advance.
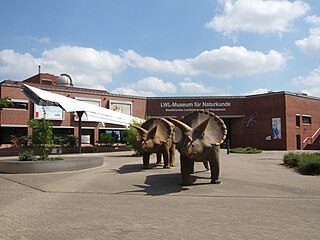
[132,118,176,169]
[169,111,227,185]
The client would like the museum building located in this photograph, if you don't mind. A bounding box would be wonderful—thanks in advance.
[1,73,320,150]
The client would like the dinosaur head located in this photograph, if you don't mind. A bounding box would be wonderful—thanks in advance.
[132,118,174,152]
[169,111,227,160]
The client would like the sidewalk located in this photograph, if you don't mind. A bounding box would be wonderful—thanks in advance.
[0,150,319,239]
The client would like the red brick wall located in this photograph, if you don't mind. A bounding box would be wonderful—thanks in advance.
[285,94,320,150]
[232,93,287,150]
[0,84,30,125]
[2,79,320,150]
[0,82,147,145]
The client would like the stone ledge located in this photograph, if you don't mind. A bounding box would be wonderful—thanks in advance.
[0,145,131,157]
[0,157,104,174]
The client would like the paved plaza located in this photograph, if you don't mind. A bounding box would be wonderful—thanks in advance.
[0,150,319,239]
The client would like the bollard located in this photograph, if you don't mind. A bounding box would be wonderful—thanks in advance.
[227,139,230,155]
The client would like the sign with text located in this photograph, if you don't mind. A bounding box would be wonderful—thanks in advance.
[34,104,64,120]
[147,98,245,117]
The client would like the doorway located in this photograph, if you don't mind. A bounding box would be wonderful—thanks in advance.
[296,135,301,150]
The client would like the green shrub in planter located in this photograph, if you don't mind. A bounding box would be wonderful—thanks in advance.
[230,147,262,154]
[61,135,78,147]
[283,152,299,167]
[297,153,320,175]
[283,152,320,175]
[98,133,115,146]
[19,151,37,161]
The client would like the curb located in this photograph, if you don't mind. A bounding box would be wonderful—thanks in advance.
[0,157,104,174]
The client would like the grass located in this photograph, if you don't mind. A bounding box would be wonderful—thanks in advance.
[283,152,320,175]
[229,147,262,154]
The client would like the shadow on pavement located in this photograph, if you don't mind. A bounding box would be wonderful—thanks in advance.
[138,173,190,196]
[114,173,191,196]
[115,163,161,174]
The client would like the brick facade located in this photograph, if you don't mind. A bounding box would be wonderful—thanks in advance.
[0,74,146,146]
[1,73,319,150]
[146,92,320,150]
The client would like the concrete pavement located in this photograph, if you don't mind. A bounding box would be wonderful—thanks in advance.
[0,150,319,239]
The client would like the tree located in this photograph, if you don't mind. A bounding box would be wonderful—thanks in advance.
[123,119,143,155]
[0,97,14,108]
[28,118,54,159]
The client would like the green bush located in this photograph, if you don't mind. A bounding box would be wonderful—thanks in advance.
[283,152,320,175]
[230,147,262,154]
[19,151,37,161]
[53,136,65,146]
[123,120,144,155]
[28,118,53,147]
[98,133,115,146]
[283,152,299,167]
[64,135,77,147]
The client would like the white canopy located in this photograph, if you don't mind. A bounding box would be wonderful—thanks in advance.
[21,84,144,127]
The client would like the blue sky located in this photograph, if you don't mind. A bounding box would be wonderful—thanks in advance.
[1,0,320,97]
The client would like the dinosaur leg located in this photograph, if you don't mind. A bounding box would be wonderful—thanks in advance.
[156,153,162,165]
[162,148,171,169]
[169,144,176,167]
[203,161,209,170]
[209,147,221,184]
[180,155,193,185]
[142,153,151,169]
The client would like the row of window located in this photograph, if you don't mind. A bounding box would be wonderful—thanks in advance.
[3,101,28,110]
[296,114,312,127]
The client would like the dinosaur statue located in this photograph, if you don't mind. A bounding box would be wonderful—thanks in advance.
[132,118,176,169]
[169,110,227,186]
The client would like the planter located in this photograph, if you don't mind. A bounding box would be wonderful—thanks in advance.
[0,145,131,157]
[0,157,104,174]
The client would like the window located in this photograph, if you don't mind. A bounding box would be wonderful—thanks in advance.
[41,79,53,85]
[296,115,300,127]
[302,115,312,124]
[109,100,132,115]
[4,99,28,110]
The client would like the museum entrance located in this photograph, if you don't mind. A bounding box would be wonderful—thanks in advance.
[221,118,231,148]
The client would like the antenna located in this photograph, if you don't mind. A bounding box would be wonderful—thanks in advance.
[38,65,41,74]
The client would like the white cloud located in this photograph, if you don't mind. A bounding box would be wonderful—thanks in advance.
[111,87,157,97]
[0,49,40,78]
[244,88,270,96]
[191,46,286,77]
[0,45,286,95]
[28,36,50,44]
[293,66,320,96]
[134,77,176,93]
[0,45,126,89]
[296,16,320,56]
[41,45,126,89]
[123,46,286,78]
[111,76,176,97]
[205,0,309,35]
[305,15,320,26]
[178,80,227,95]
[122,49,189,75]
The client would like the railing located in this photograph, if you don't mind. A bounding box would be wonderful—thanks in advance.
[303,128,320,149]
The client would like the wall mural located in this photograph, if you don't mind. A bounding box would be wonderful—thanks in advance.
[272,118,281,139]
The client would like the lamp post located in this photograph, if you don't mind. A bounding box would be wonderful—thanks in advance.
[77,111,84,154]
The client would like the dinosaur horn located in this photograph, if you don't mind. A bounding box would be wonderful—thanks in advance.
[168,117,192,132]
[195,118,210,133]
[131,125,148,135]
[148,125,158,138]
